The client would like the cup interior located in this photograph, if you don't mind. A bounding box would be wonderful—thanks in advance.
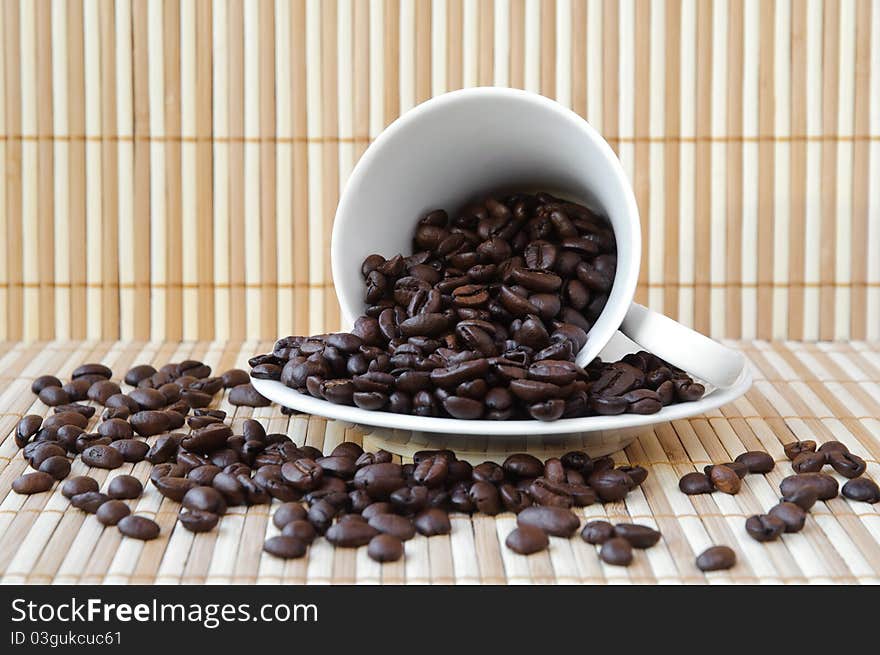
[332,87,640,363]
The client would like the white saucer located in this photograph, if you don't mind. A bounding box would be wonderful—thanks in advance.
[251,333,752,441]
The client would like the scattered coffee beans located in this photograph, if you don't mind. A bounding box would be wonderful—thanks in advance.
[368,534,405,562]
[768,502,806,533]
[96,500,131,526]
[745,514,785,542]
[580,520,615,545]
[12,472,54,495]
[599,537,633,566]
[841,478,880,504]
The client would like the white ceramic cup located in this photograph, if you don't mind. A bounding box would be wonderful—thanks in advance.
[332,88,742,388]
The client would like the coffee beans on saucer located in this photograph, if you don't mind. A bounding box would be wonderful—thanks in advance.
[249,192,707,422]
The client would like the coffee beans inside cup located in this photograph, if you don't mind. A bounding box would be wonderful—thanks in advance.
[249,192,707,421]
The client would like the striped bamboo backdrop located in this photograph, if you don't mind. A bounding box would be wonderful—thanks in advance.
[1,0,878,344]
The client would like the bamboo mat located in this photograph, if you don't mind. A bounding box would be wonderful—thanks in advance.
[1,0,879,344]
[0,339,879,585]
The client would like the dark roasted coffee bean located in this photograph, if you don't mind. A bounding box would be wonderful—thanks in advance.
[108,475,143,500]
[679,472,715,495]
[469,481,503,515]
[229,383,271,407]
[97,418,133,441]
[154,476,197,502]
[81,444,124,469]
[55,403,96,419]
[506,525,550,555]
[96,500,131,526]
[118,515,160,540]
[32,375,63,394]
[182,486,227,515]
[38,455,71,480]
[264,535,307,559]
[15,415,43,448]
[70,491,109,513]
[703,461,748,479]
[368,534,404,562]
[179,509,219,533]
[368,513,416,541]
[62,476,99,499]
[841,478,880,503]
[734,451,775,474]
[88,380,121,404]
[792,451,826,474]
[560,450,593,475]
[281,458,323,491]
[62,379,91,402]
[768,502,806,533]
[516,506,579,537]
[828,451,866,479]
[616,465,648,486]
[182,424,232,454]
[783,440,816,460]
[27,442,67,468]
[709,465,741,494]
[353,463,405,500]
[109,439,149,463]
[817,441,849,456]
[42,411,88,431]
[130,410,172,437]
[599,537,633,566]
[781,485,819,511]
[316,456,357,478]
[362,502,394,521]
[124,364,157,387]
[589,469,634,502]
[272,502,308,529]
[503,453,544,479]
[745,514,785,542]
[72,363,112,380]
[780,473,838,501]
[696,546,736,571]
[580,520,615,545]
[527,478,573,508]
[390,486,428,514]
[12,471,55,494]
[326,519,378,547]
[220,369,250,389]
[614,523,661,548]
[413,508,452,536]
[280,520,317,544]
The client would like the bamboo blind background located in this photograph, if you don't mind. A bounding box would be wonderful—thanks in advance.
[1,0,879,344]
[0,338,879,584]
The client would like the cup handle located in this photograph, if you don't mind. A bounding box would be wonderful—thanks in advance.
[615,303,746,389]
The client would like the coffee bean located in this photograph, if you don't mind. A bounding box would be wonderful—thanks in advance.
[154,476,197,502]
[183,486,228,515]
[281,458,323,491]
[62,476,99,499]
[96,500,131,526]
[130,410,172,437]
[88,380,121,404]
[599,537,633,566]
[472,461,504,484]
[768,502,806,533]
[124,364,157,387]
[780,473,838,501]
[817,441,849,456]
[73,363,112,380]
[81,444,124,470]
[614,523,661,548]
[42,411,88,431]
[229,383,271,407]
[783,440,817,460]
[827,452,866,479]
[38,455,71,480]
[734,451,775,474]
[326,520,379,547]
[390,486,429,514]
[31,375,62,394]
[413,509,451,536]
[62,379,91,402]
[109,439,149,463]
[279,520,316,544]
[108,475,143,500]
[179,509,220,533]
[841,478,880,504]
[709,465,741,494]
[368,514,416,541]
[781,486,819,511]
[15,415,43,448]
[469,481,503,515]
[792,451,826,474]
[263,535,307,559]
[679,472,715,495]
[12,471,55,494]
[362,502,394,521]
[117,515,160,540]
[269,503,307,530]
[516,506,579,537]
[589,469,634,502]
[28,442,67,468]
[506,525,550,554]
[580,520,615,545]
[71,492,109,513]
[503,453,544,479]
[696,546,736,571]
[55,403,96,419]
[616,465,648,486]
[745,514,785,542]
[182,424,232,454]
[367,534,404,562]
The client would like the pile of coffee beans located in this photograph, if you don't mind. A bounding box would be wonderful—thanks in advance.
[14,362,658,562]
[16,361,267,540]
[678,450,775,496]
[249,192,706,421]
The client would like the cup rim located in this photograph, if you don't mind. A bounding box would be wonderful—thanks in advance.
[331,86,641,362]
